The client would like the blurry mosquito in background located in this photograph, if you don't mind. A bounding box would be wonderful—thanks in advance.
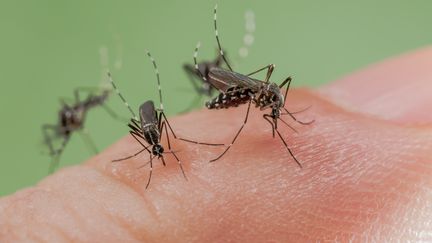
[193,4,314,166]
[109,51,225,189]
[42,45,124,173]
[181,9,256,112]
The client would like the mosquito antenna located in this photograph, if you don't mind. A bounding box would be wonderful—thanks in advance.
[193,41,207,81]
[214,4,233,71]
[107,71,138,120]
[145,50,164,111]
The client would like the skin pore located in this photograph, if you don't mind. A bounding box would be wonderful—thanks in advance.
[0,47,431,242]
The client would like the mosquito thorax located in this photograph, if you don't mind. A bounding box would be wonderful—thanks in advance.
[254,83,284,110]
[60,107,82,127]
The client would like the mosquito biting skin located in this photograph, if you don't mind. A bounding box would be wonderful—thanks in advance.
[192,4,314,166]
[109,51,225,189]
[42,46,124,173]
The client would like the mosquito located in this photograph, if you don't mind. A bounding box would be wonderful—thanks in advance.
[181,9,256,112]
[109,51,225,189]
[193,4,313,166]
[42,87,126,173]
[42,47,124,173]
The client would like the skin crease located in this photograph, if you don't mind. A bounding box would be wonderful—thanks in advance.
[0,47,432,242]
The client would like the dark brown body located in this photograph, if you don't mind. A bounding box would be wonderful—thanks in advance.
[205,67,284,116]
[42,89,110,172]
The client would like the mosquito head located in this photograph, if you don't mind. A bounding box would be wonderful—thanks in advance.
[266,83,284,111]
[271,107,281,119]
[152,144,164,156]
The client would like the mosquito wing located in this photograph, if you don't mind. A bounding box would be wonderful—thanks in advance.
[139,100,158,127]
[208,67,263,93]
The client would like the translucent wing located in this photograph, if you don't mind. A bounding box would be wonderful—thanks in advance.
[208,68,263,93]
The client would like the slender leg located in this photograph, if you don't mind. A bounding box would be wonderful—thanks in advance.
[246,64,275,83]
[128,119,145,136]
[160,155,167,166]
[274,128,302,168]
[157,111,164,133]
[282,107,315,125]
[112,147,149,162]
[213,5,233,71]
[182,64,210,113]
[278,77,315,125]
[48,134,71,174]
[281,106,312,115]
[42,124,57,156]
[276,117,299,134]
[136,154,153,169]
[78,129,98,154]
[160,112,225,146]
[130,119,141,130]
[170,149,187,181]
[263,114,276,138]
[129,131,152,154]
[160,121,171,149]
[160,121,187,180]
[279,76,292,108]
[145,156,153,189]
[193,42,208,82]
[210,100,252,162]
[73,87,103,103]
[183,64,207,95]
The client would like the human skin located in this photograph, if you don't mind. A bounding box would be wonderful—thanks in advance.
[0,47,431,242]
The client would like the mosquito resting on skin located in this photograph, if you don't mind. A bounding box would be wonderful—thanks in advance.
[182,9,256,112]
[192,4,314,166]
[109,51,225,189]
[42,46,124,173]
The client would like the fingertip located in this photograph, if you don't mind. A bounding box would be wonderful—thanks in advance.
[320,46,432,124]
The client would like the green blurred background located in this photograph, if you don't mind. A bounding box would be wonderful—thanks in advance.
[1,0,431,196]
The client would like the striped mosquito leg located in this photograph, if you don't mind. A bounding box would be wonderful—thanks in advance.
[170,150,188,181]
[107,71,138,120]
[145,157,153,189]
[145,50,164,111]
[214,4,233,71]
[193,42,207,81]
